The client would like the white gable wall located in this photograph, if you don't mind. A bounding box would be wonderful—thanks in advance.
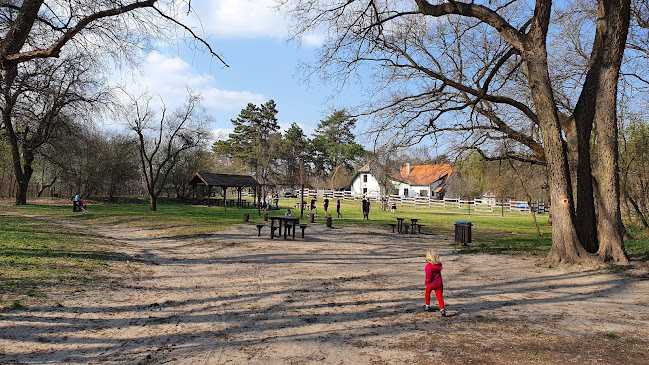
[350,173,381,197]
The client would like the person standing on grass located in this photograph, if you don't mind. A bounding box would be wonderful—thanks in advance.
[390,199,397,214]
[361,196,370,220]
[336,198,343,218]
[423,249,446,316]
[323,198,330,217]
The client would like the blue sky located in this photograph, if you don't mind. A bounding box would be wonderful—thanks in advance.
[113,0,365,143]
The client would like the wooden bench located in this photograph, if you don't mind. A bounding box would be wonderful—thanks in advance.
[415,224,425,234]
[284,222,296,239]
[256,223,266,236]
[298,224,308,238]
[401,223,411,234]
[257,222,280,238]
[270,225,280,238]
[388,223,397,233]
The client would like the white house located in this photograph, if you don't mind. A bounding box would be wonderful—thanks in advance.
[350,163,454,199]
[349,164,382,198]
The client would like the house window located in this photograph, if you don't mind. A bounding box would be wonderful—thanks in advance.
[363,188,367,194]
[420,190,428,197]
[363,174,368,183]
[403,188,409,196]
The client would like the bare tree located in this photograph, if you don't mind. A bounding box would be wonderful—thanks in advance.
[0,1,228,205]
[0,0,227,74]
[1,53,104,205]
[281,0,630,264]
[124,89,209,211]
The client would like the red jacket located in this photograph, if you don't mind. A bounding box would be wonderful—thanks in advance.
[425,262,443,288]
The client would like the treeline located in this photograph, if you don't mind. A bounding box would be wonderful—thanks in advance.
[213,101,365,190]
[0,99,368,203]
[0,127,210,202]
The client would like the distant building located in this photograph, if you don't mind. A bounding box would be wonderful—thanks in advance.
[349,164,382,197]
[350,163,454,199]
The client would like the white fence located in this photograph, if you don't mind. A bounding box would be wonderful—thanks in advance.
[243,189,546,214]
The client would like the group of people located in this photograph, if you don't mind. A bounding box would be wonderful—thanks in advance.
[72,194,86,212]
[308,197,343,218]
[261,192,279,210]
[302,196,399,220]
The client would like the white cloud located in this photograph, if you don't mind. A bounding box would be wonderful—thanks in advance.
[212,127,234,140]
[116,51,264,112]
[183,0,288,40]
[169,0,325,46]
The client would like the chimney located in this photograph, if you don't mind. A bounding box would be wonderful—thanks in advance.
[406,163,410,176]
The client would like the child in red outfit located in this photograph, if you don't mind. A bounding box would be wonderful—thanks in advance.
[424,249,446,316]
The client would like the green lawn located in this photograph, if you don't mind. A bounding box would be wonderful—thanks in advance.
[1,197,647,308]
[0,213,128,308]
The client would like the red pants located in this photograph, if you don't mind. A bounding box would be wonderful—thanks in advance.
[425,285,444,309]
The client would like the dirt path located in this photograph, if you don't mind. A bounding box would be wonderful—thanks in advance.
[1,221,649,364]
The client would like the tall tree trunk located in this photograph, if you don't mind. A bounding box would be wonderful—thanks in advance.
[522,19,592,264]
[593,0,629,264]
[149,194,157,211]
[560,114,597,252]
[573,123,598,253]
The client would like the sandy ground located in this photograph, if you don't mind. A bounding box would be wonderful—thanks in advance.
[1,219,649,364]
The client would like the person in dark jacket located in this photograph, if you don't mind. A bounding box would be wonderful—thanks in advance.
[323,198,330,217]
[336,198,343,218]
[310,198,318,217]
[361,196,370,220]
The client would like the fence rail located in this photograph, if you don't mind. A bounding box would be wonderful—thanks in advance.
[242,188,547,214]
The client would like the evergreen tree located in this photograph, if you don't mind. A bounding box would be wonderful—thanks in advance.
[311,110,365,180]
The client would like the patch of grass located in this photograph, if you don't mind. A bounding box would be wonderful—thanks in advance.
[4,300,27,310]
[606,332,619,339]
[0,212,130,307]
[525,351,549,361]
[5,197,648,263]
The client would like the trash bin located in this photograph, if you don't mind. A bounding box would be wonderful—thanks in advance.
[243,213,249,222]
[263,213,269,221]
[455,221,472,245]
[326,216,332,228]
[309,214,315,223]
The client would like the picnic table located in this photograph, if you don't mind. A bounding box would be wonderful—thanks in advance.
[396,217,405,233]
[394,217,422,234]
[268,216,301,239]
[211,198,236,207]
[409,218,419,233]
[237,200,251,208]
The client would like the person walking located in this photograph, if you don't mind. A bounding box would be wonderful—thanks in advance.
[423,249,446,316]
[336,198,343,218]
[310,198,318,217]
[361,196,371,220]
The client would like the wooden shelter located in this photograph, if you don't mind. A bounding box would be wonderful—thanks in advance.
[188,172,260,212]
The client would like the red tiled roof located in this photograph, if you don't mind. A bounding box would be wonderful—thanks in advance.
[392,164,453,186]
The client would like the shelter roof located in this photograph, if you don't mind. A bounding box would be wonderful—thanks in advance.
[189,172,260,187]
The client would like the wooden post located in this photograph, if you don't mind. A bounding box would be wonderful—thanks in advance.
[222,186,227,213]
[300,184,305,219]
